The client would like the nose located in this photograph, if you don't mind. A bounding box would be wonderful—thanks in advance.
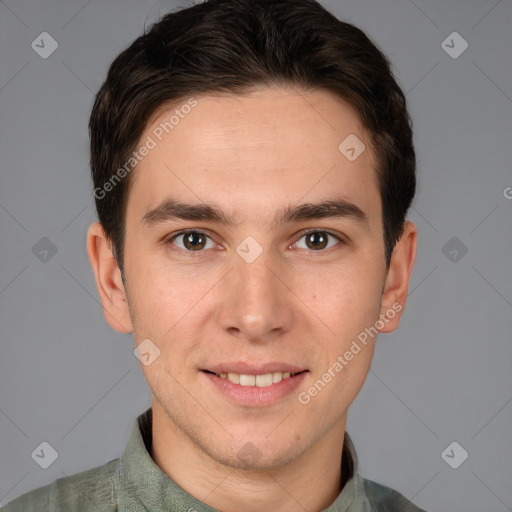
[214,247,294,342]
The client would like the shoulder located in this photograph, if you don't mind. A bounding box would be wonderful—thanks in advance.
[362,476,429,512]
[1,459,119,512]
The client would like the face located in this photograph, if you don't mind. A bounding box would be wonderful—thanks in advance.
[89,86,416,471]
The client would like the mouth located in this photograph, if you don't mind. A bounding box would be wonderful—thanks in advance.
[201,364,309,406]
[201,369,308,388]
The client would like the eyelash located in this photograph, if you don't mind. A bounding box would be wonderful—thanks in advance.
[164,228,346,258]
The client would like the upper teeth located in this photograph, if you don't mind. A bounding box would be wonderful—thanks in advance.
[218,372,298,387]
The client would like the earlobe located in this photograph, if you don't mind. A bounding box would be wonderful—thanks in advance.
[86,221,134,334]
[378,221,417,334]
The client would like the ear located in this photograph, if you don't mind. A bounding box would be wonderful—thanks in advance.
[86,221,134,334]
[378,221,417,333]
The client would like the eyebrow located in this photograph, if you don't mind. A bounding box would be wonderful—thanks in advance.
[141,197,369,231]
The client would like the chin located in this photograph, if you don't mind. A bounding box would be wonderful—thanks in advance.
[209,436,305,472]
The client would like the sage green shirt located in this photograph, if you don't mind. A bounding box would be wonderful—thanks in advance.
[2,408,427,511]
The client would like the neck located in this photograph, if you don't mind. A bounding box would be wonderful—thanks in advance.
[150,401,348,512]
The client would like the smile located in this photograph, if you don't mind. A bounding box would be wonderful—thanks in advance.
[204,370,305,387]
[201,369,309,406]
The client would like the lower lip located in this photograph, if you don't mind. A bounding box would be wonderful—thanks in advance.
[202,371,308,407]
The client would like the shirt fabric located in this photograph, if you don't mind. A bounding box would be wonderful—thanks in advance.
[2,407,428,511]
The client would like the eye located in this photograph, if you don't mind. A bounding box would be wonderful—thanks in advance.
[165,228,345,257]
[293,229,344,251]
[166,230,216,254]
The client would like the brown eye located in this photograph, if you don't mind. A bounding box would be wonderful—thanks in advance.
[168,230,215,252]
[305,232,328,250]
[294,230,342,251]
[182,232,206,250]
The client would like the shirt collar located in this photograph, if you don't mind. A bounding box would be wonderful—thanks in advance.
[115,407,371,512]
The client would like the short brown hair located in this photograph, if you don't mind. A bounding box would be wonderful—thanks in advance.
[89,0,416,275]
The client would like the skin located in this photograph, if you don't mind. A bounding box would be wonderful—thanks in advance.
[87,86,417,512]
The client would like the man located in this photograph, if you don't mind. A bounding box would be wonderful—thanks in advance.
[2,0,425,510]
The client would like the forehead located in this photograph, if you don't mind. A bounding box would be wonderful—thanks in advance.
[127,87,381,229]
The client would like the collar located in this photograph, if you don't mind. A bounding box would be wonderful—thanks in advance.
[114,407,369,511]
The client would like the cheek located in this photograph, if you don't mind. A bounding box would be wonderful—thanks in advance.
[304,264,383,335]
[130,262,198,326]
[129,265,211,362]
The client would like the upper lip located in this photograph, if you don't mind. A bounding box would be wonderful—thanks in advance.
[203,362,308,375]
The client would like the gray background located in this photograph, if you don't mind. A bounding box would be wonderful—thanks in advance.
[0,0,511,510]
